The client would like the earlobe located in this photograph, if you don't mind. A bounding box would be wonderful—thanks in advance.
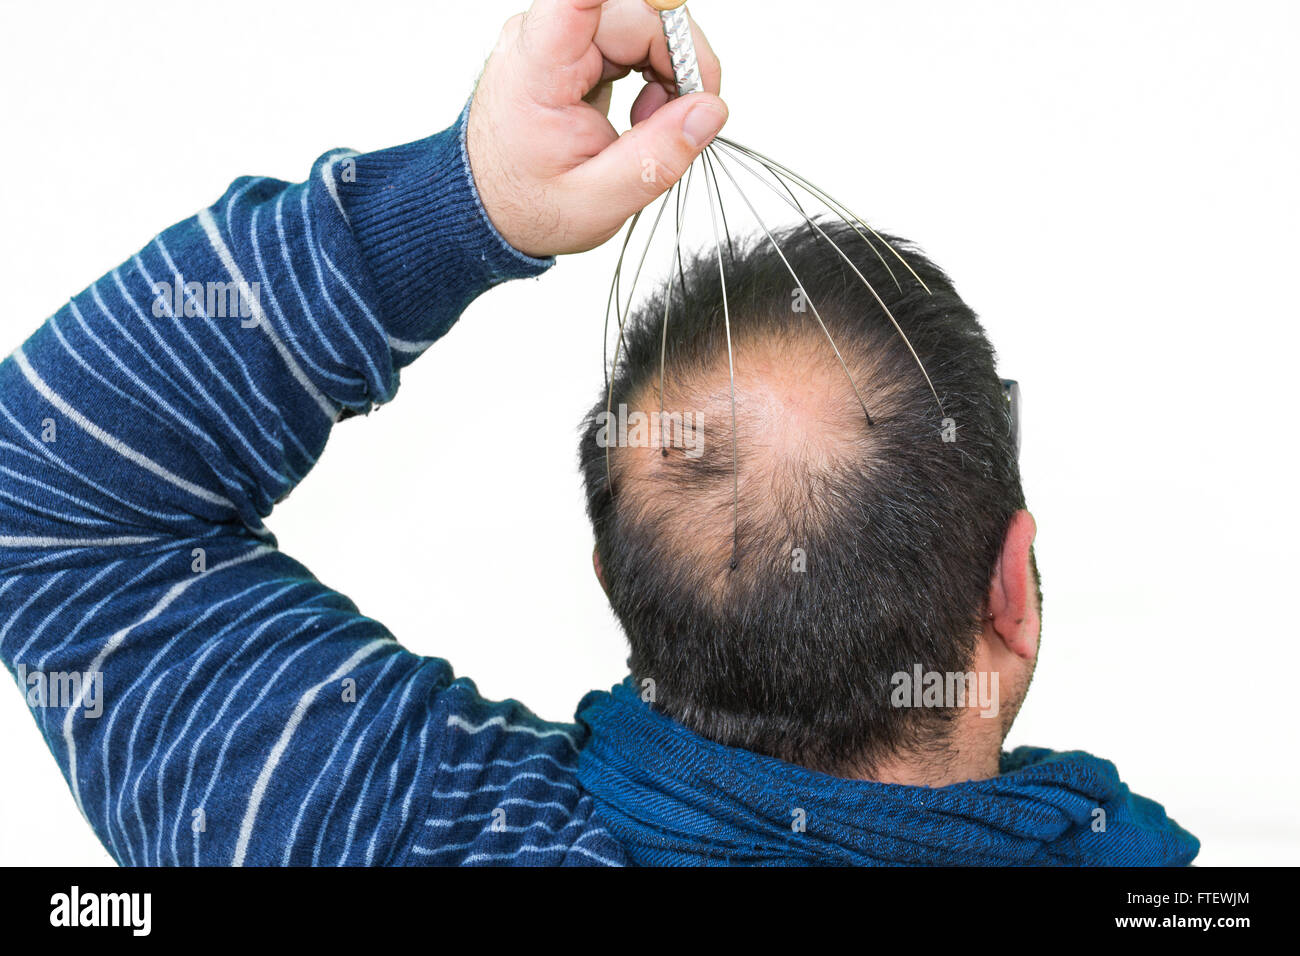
[593,547,607,594]
[988,510,1038,659]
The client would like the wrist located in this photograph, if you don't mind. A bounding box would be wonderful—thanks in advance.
[336,101,554,341]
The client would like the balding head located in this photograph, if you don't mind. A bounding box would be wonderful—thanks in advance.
[581,219,1028,776]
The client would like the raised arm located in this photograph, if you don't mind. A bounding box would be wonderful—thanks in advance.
[0,99,556,865]
[0,0,724,866]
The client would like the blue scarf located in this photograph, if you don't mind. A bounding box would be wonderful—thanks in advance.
[575,681,1199,866]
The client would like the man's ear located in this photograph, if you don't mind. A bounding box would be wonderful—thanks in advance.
[987,510,1038,660]
[593,546,608,595]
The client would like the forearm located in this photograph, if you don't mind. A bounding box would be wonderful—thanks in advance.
[0,102,550,552]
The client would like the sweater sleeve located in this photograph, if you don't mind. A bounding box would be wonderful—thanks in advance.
[0,103,553,865]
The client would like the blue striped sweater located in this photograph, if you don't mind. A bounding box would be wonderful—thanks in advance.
[0,103,627,867]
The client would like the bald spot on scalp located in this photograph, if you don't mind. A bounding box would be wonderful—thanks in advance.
[606,322,907,600]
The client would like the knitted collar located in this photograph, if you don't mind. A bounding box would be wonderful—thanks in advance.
[575,680,1199,866]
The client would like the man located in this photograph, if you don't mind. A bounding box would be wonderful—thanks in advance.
[0,0,1196,866]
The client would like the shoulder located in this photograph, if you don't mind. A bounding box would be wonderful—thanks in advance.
[404,677,626,866]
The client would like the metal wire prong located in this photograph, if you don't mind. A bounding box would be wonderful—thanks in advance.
[733,147,903,295]
[604,210,644,392]
[605,187,675,489]
[734,147,902,294]
[766,168,869,274]
[706,145,874,428]
[712,143,904,303]
[701,149,735,262]
[661,165,697,456]
[713,140,946,417]
[674,165,692,295]
[716,135,932,296]
[621,188,681,327]
[702,152,741,571]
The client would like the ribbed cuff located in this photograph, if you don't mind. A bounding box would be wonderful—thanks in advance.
[340,100,554,341]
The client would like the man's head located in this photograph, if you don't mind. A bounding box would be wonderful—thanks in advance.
[580,220,1039,780]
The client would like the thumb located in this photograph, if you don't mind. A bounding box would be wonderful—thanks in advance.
[563,92,728,229]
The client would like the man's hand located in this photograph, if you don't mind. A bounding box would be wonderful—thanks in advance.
[468,0,726,258]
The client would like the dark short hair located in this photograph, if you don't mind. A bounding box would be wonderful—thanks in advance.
[579,218,1026,775]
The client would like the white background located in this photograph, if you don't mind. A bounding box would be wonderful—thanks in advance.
[1,0,1296,866]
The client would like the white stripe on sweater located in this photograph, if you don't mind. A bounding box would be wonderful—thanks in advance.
[198,208,337,422]
[231,637,393,866]
[445,714,578,746]
[60,545,272,816]
[320,150,359,222]
[0,534,159,548]
[10,347,235,510]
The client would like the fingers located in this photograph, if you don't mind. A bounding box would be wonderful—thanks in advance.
[561,91,728,233]
[514,0,606,73]
[513,0,720,114]
[630,81,671,126]
[485,0,727,254]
